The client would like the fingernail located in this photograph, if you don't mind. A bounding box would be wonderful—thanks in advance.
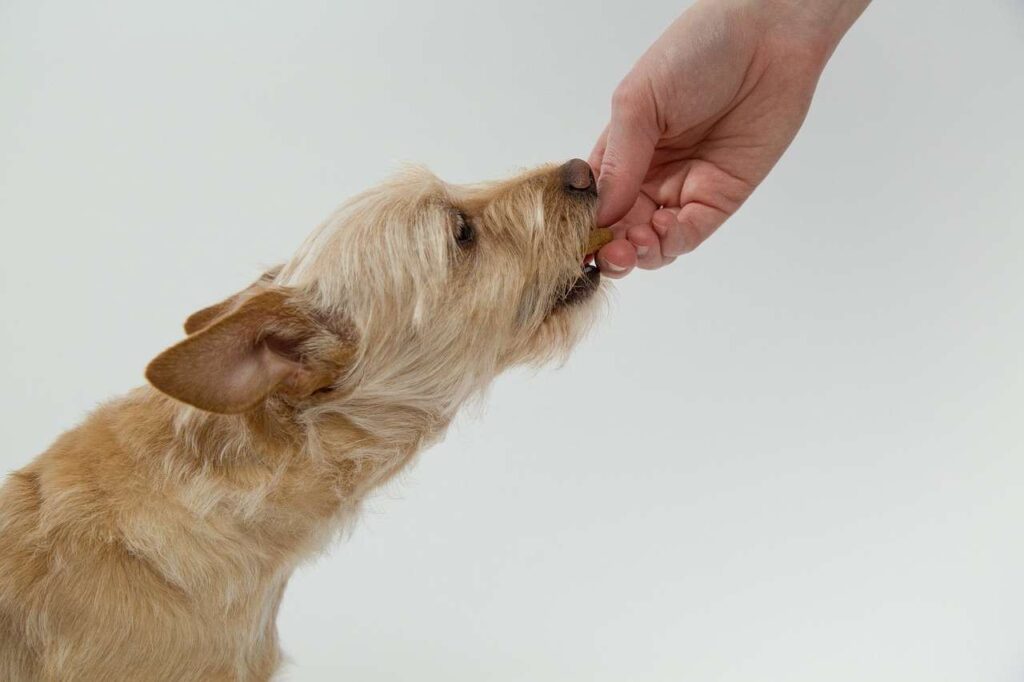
[602,260,627,273]
[635,245,649,258]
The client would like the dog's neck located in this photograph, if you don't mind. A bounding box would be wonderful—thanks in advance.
[115,385,449,603]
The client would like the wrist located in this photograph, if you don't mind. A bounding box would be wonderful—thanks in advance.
[763,0,871,59]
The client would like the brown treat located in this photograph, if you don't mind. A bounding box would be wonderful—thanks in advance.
[585,228,613,256]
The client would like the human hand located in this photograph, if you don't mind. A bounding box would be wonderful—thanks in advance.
[591,0,870,276]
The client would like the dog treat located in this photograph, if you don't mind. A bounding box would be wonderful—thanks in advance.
[586,227,614,256]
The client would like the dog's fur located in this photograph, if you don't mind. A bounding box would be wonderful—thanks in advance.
[0,162,604,681]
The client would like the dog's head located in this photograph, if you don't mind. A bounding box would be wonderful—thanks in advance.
[147,160,609,420]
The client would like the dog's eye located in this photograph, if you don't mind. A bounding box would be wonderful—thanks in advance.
[454,211,475,247]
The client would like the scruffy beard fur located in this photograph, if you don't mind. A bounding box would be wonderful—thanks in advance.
[0,161,607,681]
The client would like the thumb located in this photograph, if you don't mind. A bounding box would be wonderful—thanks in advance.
[595,90,657,226]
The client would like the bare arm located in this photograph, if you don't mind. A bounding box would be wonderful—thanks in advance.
[591,0,871,276]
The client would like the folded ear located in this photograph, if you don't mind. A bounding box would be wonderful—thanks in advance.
[147,288,353,414]
[184,265,283,335]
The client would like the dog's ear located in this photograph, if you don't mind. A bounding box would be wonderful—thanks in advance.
[147,288,354,414]
[184,266,284,335]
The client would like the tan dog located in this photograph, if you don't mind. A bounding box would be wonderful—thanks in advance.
[0,159,611,681]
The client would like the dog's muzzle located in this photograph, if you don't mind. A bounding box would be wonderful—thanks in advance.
[559,227,613,306]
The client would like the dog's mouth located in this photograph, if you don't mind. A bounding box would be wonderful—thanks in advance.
[557,227,614,307]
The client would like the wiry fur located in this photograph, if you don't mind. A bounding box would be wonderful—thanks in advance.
[0,162,604,681]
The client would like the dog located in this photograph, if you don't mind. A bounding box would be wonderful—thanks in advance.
[0,159,611,681]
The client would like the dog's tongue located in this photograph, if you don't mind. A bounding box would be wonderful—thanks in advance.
[585,228,614,257]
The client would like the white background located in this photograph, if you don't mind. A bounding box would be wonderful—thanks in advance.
[2,1,1023,680]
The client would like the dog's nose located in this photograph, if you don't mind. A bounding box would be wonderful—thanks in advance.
[561,158,596,194]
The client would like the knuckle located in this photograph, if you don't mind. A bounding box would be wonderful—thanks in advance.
[611,80,645,115]
[662,222,698,258]
[598,155,624,180]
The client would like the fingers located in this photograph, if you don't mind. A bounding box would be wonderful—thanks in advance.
[597,203,730,278]
[625,224,664,269]
[594,86,658,227]
[587,126,608,176]
[652,209,691,257]
[596,238,637,279]
[651,203,729,257]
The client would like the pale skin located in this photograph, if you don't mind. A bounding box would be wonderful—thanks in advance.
[591,0,872,276]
